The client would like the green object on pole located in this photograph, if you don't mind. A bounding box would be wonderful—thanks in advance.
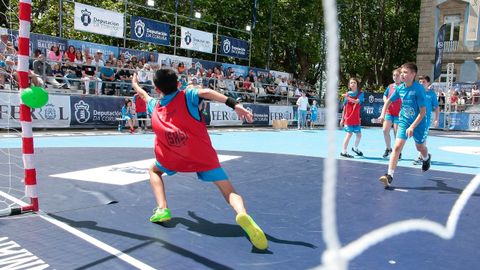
[20,86,49,108]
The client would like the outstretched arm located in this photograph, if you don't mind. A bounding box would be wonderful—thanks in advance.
[131,73,152,103]
[198,88,253,123]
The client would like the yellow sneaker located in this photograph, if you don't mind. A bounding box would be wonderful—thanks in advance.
[236,213,268,250]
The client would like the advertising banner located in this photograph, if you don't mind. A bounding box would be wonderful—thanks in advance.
[119,48,156,62]
[157,53,192,67]
[361,93,384,126]
[208,103,243,126]
[130,16,170,46]
[439,112,471,130]
[468,113,480,131]
[268,105,294,125]
[74,3,124,38]
[70,96,124,127]
[219,36,249,59]
[244,104,269,125]
[221,63,249,78]
[68,40,119,58]
[434,24,446,81]
[0,93,71,128]
[31,33,68,55]
[192,58,219,71]
[180,27,213,53]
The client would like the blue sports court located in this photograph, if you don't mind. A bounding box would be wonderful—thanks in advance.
[0,127,479,269]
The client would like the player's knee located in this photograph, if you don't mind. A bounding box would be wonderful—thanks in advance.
[149,163,164,175]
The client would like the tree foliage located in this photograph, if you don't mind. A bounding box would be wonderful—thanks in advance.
[3,0,419,88]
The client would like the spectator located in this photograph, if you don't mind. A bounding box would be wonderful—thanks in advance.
[147,53,157,69]
[137,63,153,93]
[0,28,8,54]
[450,91,459,112]
[4,42,17,72]
[187,63,197,76]
[81,56,102,95]
[100,60,117,95]
[115,61,133,95]
[32,53,64,88]
[93,50,104,67]
[296,91,309,129]
[107,53,117,66]
[121,98,136,134]
[132,93,148,133]
[118,53,126,64]
[63,59,78,89]
[82,48,90,60]
[438,92,445,111]
[277,77,288,96]
[0,53,6,88]
[177,62,186,75]
[74,50,84,64]
[47,44,62,63]
[51,62,68,88]
[472,85,480,104]
[64,45,76,62]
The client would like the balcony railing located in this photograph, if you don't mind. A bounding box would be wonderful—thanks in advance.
[443,40,459,53]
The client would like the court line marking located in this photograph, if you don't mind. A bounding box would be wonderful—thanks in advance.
[0,190,156,270]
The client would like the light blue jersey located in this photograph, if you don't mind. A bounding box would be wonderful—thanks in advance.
[389,81,427,143]
[425,89,439,123]
[147,88,202,121]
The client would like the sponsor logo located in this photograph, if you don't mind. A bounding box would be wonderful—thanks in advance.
[81,9,92,26]
[134,19,145,38]
[74,100,90,123]
[369,95,374,103]
[41,104,57,120]
[184,31,192,45]
[223,39,231,53]
[437,41,444,50]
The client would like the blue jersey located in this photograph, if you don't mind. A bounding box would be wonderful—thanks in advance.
[389,81,426,126]
[425,89,439,117]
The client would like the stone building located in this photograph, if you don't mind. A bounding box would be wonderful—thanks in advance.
[417,0,480,83]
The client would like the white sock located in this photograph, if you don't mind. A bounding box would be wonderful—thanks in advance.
[422,153,429,160]
[388,169,394,177]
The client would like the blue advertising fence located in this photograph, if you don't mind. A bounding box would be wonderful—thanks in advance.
[359,93,384,126]
[70,96,124,127]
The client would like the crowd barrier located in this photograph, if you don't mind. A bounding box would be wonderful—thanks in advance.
[1,92,478,132]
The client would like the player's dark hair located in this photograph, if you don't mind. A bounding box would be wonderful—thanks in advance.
[153,68,178,95]
[401,62,418,74]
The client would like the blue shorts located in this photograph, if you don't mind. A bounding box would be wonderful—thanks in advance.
[344,125,361,133]
[385,114,400,124]
[155,161,228,182]
[311,113,317,121]
[397,122,427,144]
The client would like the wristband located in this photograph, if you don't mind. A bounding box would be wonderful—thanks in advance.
[225,97,239,109]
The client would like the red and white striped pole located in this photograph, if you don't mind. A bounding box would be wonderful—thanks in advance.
[17,0,38,212]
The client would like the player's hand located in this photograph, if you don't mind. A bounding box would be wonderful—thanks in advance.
[406,126,414,137]
[339,119,344,126]
[378,115,384,123]
[132,73,139,87]
[234,104,253,123]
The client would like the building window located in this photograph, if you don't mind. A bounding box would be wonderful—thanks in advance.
[444,15,461,41]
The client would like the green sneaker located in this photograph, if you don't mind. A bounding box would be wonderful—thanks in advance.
[149,207,172,223]
[236,213,268,250]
